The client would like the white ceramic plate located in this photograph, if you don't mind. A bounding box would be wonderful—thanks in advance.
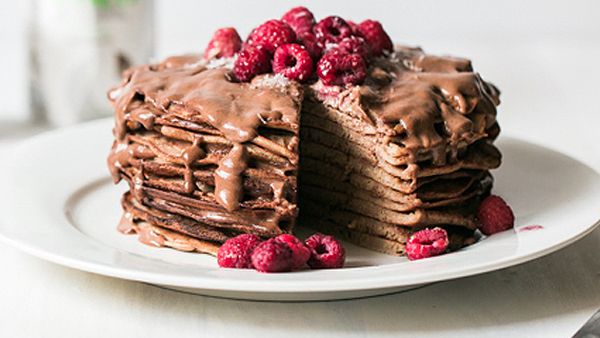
[1,119,599,301]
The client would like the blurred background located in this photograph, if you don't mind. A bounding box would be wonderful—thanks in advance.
[1,0,599,165]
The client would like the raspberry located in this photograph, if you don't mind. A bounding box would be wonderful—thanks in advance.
[233,45,271,82]
[251,239,294,273]
[337,36,371,60]
[357,20,393,56]
[405,227,449,261]
[477,195,515,235]
[346,20,361,35]
[272,43,313,82]
[316,50,367,86]
[274,234,311,270]
[313,16,353,45]
[305,233,345,269]
[203,27,242,60]
[217,234,262,269]
[297,32,323,59]
[247,20,296,54]
[281,6,315,36]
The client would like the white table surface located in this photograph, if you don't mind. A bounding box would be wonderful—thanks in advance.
[1,38,599,338]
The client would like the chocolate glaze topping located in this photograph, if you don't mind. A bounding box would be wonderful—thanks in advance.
[109,55,301,211]
[111,60,299,143]
[311,46,499,166]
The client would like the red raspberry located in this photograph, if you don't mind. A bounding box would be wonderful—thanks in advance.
[204,27,242,60]
[272,43,313,82]
[281,6,315,36]
[337,36,371,60]
[251,239,293,273]
[297,32,323,59]
[233,45,271,82]
[477,195,515,235]
[274,234,311,270]
[357,20,393,56]
[305,233,345,269]
[316,50,367,86]
[346,20,361,35]
[217,234,262,269]
[313,16,353,45]
[405,227,449,261]
[247,20,296,54]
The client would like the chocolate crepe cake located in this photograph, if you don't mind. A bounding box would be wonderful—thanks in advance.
[107,9,501,257]
[300,47,500,255]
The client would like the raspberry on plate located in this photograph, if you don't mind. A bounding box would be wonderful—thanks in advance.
[217,234,262,269]
[305,233,345,269]
[405,227,449,261]
[313,16,353,45]
[246,19,297,54]
[281,6,316,36]
[272,43,313,82]
[203,27,242,60]
[233,45,271,82]
[251,239,294,273]
[357,20,393,56]
[316,50,367,86]
[274,234,311,270]
[477,195,515,235]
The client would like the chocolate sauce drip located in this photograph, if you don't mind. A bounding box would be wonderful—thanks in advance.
[214,143,248,212]
[108,142,155,183]
[129,107,156,130]
[132,166,145,201]
[117,212,136,234]
[107,141,131,183]
[117,211,164,247]
[137,223,166,247]
[181,137,206,194]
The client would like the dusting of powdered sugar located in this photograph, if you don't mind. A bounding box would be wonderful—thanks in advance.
[184,59,207,69]
[206,57,235,70]
[324,42,338,52]
[250,73,291,91]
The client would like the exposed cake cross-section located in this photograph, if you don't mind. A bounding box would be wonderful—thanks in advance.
[299,46,500,255]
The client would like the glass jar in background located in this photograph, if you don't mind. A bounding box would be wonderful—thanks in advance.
[28,0,154,126]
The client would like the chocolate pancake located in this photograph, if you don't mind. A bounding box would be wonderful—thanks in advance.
[107,45,501,257]
[108,58,303,253]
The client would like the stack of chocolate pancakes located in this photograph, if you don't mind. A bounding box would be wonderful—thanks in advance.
[299,46,501,255]
[108,55,302,255]
[108,46,501,256]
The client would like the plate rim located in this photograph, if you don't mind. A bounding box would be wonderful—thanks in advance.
[1,118,599,295]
